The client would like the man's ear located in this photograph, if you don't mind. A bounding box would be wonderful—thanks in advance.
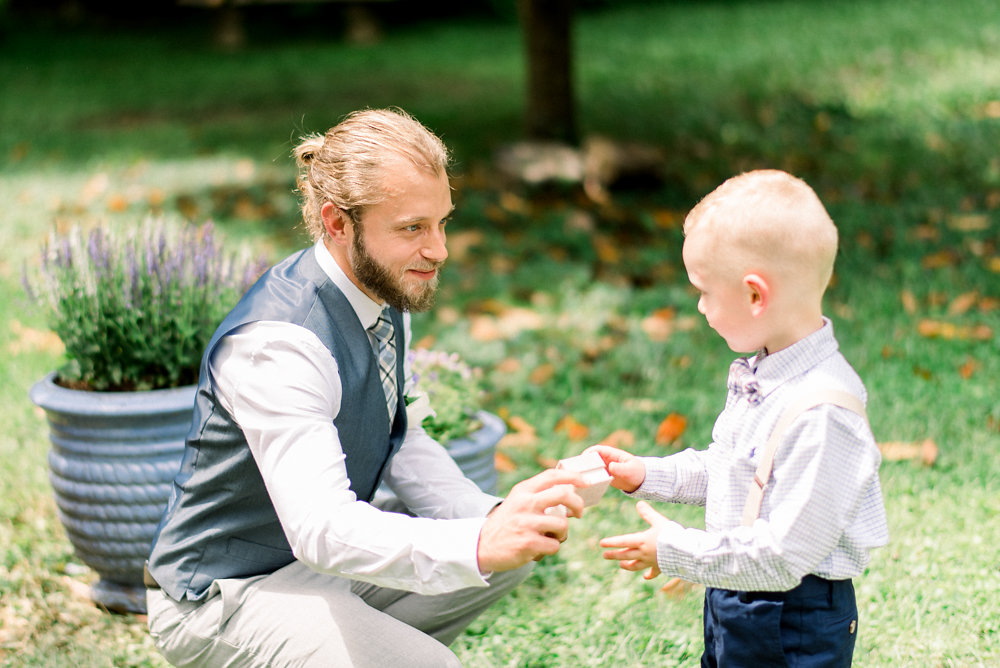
[744,273,770,318]
[321,202,351,245]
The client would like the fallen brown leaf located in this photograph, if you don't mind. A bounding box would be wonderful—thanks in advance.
[554,415,590,441]
[581,334,621,360]
[148,187,166,207]
[501,307,546,331]
[496,357,522,374]
[506,415,537,435]
[959,357,979,380]
[534,454,559,469]
[979,297,1000,312]
[412,334,436,350]
[623,398,667,412]
[498,431,539,450]
[498,415,539,449]
[469,315,503,342]
[921,250,959,269]
[494,451,518,473]
[443,230,485,262]
[499,191,530,215]
[900,289,918,315]
[529,363,556,385]
[988,189,1000,209]
[7,320,65,355]
[970,324,994,340]
[651,208,684,229]
[660,577,697,598]
[917,319,993,341]
[592,234,622,264]
[878,439,938,466]
[947,291,979,316]
[600,429,636,450]
[107,193,129,213]
[641,307,677,342]
[655,412,687,446]
[946,213,990,231]
[81,172,109,202]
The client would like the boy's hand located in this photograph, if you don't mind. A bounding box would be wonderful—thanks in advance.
[599,501,669,580]
[583,444,646,493]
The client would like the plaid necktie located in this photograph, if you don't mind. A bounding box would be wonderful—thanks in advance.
[369,312,398,423]
[727,357,762,406]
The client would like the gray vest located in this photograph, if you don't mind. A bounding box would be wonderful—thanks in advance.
[147,248,407,601]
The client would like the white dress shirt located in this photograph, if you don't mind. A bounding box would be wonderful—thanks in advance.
[209,241,500,595]
[633,319,889,592]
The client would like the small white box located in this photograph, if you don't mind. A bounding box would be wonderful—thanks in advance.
[557,452,612,507]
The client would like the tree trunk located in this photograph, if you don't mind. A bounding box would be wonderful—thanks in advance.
[517,0,577,145]
[214,1,246,51]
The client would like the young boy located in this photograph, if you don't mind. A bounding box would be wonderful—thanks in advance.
[589,170,888,667]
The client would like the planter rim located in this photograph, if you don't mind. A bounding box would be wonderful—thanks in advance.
[445,410,506,455]
[30,372,198,415]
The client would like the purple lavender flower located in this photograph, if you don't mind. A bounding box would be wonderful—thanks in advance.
[23,219,270,391]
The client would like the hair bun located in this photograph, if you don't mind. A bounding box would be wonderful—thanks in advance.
[293,134,325,168]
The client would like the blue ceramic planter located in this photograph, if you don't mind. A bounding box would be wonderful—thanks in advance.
[29,373,195,614]
[444,410,504,496]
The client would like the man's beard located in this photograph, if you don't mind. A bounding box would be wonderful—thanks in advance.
[351,229,442,312]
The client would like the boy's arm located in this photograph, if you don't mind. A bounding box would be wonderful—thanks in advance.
[631,448,711,506]
[651,406,883,591]
[586,444,711,505]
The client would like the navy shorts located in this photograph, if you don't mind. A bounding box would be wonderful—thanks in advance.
[702,575,858,668]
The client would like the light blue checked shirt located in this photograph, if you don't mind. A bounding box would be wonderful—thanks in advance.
[633,319,889,592]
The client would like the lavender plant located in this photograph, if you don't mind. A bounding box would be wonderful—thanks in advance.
[406,348,485,443]
[23,220,268,391]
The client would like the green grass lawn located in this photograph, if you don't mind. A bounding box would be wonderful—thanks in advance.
[2,0,999,665]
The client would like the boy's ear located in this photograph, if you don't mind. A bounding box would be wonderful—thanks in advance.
[321,202,351,245]
[744,273,769,317]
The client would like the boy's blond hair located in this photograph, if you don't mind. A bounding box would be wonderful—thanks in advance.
[684,170,838,296]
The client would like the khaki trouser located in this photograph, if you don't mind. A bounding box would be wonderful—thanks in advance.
[147,559,531,668]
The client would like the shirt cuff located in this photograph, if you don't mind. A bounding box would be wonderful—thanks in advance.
[419,517,492,591]
[654,521,704,580]
[630,456,676,500]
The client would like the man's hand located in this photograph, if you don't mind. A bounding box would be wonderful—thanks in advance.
[476,468,586,573]
[583,444,646,493]
[599,501,670,580]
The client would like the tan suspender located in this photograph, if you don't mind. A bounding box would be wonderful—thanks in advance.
[741,389,868,527]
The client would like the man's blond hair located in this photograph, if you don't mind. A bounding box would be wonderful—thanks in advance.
[293,108,450,241]
[684,170,838,294]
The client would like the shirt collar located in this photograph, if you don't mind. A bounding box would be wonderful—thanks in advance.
[312,240,386,330]
[748,317,840,396]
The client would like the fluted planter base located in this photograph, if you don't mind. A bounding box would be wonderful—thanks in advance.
[30,373,195,614]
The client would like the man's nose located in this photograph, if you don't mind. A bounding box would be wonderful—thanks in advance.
[423,226,448,262]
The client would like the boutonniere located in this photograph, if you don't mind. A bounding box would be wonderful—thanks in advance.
[405,390,436,425]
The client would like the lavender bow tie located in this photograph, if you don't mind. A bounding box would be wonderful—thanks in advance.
[728,357,762,405]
